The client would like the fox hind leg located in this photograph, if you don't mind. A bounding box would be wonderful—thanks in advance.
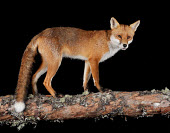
[32,61,47,95]
[43,57,62,97]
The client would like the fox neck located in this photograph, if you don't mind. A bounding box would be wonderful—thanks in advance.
[100,30,121,62]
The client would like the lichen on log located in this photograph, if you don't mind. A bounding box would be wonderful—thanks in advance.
[0,89,170,130]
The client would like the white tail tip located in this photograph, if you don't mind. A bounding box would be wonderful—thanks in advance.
[14,102,25,113]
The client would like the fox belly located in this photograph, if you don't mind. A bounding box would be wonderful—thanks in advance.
[63,54,88,60]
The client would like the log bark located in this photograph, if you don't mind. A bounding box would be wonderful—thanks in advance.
[0,89,170,129]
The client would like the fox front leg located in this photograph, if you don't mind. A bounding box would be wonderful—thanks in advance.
[88,59,103,92]
[83,61,91,92]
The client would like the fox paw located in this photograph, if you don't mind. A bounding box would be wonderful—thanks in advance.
[56,93,64,98]
[82,90,90,95]
[103,88,112,93]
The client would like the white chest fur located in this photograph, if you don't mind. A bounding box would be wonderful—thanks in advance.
[100,43,120,62]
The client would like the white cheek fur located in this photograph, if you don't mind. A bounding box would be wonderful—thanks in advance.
[128,39,133,44]
[110,35,120,44]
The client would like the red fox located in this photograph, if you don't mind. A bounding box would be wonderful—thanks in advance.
[14,17,140,112]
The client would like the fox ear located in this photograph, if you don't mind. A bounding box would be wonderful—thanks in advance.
[110,17,120,29]
[130,20,140,31]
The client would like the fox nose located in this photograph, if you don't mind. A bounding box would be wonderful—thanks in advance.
[123,44,127,48]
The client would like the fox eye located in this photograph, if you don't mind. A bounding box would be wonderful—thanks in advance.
[117,35,122,39]
[127,36,131,39]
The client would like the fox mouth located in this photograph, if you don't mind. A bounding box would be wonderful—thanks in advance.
[122,47,127,50]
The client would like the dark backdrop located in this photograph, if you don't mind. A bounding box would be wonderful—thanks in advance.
[0,1,169,132]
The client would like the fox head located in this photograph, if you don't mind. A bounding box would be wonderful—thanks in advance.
[110,17,140,50]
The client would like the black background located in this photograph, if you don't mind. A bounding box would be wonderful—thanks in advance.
[0,1,170,132]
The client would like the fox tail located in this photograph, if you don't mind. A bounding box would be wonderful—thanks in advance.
[14,36,39,112]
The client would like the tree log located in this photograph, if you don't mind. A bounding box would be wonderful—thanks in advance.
[0,89,170,129]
